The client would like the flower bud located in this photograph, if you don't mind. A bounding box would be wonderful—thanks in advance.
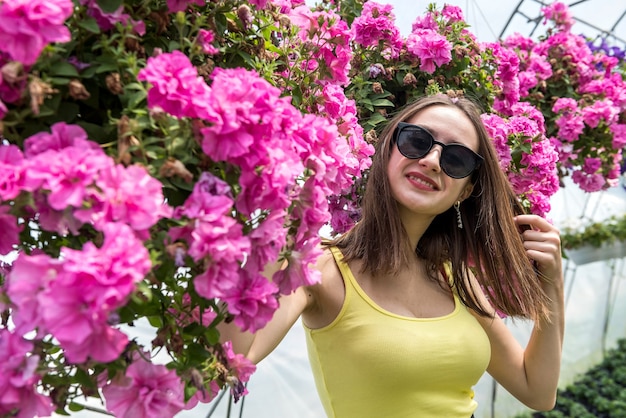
[237,5,253,28]
[28,77,57,115]
[1,61,24,84]
[402,72,417,86]
[68,79,90,100]
[372,82,384,94]
[106,72,124,95]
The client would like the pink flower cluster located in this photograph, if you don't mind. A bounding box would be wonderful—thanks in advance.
[102,352,185,418]
[6,223,151,363]
[405,6,459,73]
[351,2,403,59]
[138,51,212,119]
[288,6,353,86]
[0,0,73,65]
[541,1,574,31]
[0,330,54,418]
[406,29,452,74]
[482,105,559,217]
[503,3,626,191]
[138,56,370,329]
[1,122,171,238]
[144,60,372,330]
[79,0,146,35]
[221,341,256,401]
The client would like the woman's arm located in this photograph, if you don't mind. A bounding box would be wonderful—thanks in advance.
[217,250,332,363]
[474,214,564,411]
[218,285,314,363]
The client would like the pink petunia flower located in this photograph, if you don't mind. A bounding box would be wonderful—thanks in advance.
[166,0,205,13]
[0,0,73,65]
[138,50,213,119]
[0,144,25,201]
[221,341,256,400]
[102,354,185,418]
[5,253,62,336]
[78,164,172,233]
[0,329,54,418]
[80,0,145,35]
[406,29,452,74]
[23,122,100,157]
[0,206,23,255]
[197,29,219,55]
[542,1,574,31]
[351,2,403,58]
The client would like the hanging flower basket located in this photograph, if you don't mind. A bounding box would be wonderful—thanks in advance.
[565,240,626,265]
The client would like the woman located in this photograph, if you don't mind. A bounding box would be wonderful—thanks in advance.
[221,95,564,417]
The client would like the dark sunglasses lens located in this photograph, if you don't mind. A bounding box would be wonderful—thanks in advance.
[396,124,479,178]
[440,146,477,178]
[397,127,432,158]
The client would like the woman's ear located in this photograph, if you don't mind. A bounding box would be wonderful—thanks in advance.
[458,182,474,202]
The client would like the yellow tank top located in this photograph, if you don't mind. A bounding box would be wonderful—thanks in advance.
[303,247,491,418]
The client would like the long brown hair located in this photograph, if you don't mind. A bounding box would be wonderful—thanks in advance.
[331,95,550,322]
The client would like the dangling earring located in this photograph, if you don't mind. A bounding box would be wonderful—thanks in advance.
[454,201,463,229]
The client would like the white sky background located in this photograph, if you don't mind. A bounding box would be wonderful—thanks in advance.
[386,0,626,46]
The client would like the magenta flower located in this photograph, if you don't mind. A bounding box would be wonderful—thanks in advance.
[288,6,353,85]
[102,354,185,418]
[581,99,619,128]
[572,170,606,192]
[26,146,112,211]
[0,330,54,418]
[441,5,464,22]
[542,1,574,31]
[138,50,213,119]
[80,0,145,35]
[5,253,62,336]
[406,29,452,74]
[23,122,100,157]
[610,123,626,148]
[351,2,403,58]
[0,0,73,65]
[272,241,322,294]
[80,164,172,233]
[411,13,438,32]
[222,272,279,333]
[482,114,513,171]
[0,206,23,255]
[166,0,205,13]
[197,29,219,55]
[222,341,256,400]
[0,144,25,201]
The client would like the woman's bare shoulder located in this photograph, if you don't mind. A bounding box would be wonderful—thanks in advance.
[302,245,346,328]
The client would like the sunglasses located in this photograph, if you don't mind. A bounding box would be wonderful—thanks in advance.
[393,122,484,179]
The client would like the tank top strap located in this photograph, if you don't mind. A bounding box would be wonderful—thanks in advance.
[327,246,357,292]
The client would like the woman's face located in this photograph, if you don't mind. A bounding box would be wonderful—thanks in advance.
[387,105,480,223]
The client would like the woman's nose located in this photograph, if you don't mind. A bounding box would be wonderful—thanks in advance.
[418,145,443,172]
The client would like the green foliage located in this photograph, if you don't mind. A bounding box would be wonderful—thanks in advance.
[515,339,626,418]
[561,214,626,250]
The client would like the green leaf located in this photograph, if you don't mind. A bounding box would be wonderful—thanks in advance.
[204,327,220,345]
[95,62,119,74]
[96,0,123,14]
[77,17,101,34]
[147,315,164,328]
[48,61,80,78]
[371,98,395,107]
[48,77,73,86]
[68,403,85,412]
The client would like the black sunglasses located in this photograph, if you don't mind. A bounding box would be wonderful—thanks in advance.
[393,122,484,179]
